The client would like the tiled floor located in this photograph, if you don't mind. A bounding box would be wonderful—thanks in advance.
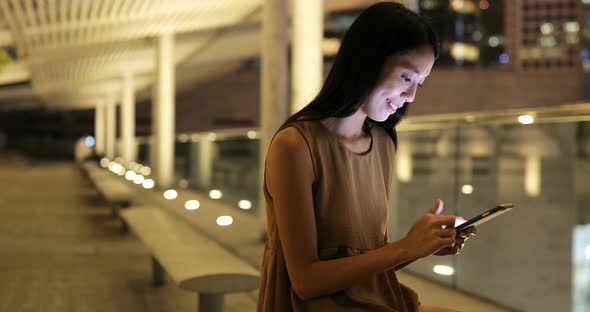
[0,160,254,312]
[0,158,512,311]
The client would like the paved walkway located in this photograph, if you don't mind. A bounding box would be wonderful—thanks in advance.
[0,158,511,312]
[0,159,254,312]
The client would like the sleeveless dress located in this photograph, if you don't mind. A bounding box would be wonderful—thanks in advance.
[257,120,420,312]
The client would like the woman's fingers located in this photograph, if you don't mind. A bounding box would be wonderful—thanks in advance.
[455,236,465,246]
[458,226,477,239]
[432,215,458,229]
[439,228,456,238]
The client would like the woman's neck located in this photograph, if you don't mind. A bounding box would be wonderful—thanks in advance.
[320,111,368,140]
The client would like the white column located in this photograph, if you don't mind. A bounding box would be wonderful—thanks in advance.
[105,96,116,160]
[121,72,136,163]
[153,32,175,189]
[189,138,214,189]
[405,0,420,12]
[291,0,323,113]
[259,0,289,221]
[94,103,105,155]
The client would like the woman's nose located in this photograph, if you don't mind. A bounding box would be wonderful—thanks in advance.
[402,83,418,103]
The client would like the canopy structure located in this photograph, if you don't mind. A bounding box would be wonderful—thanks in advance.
[0,0,380,111]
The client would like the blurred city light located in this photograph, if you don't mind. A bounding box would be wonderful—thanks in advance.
[540,23,554,35]
[84,136,95,148]
[488,36,500,48]
[247,130,257,140]
[518,115,535,125]
[185,200,200,210]
[216,216,233,226]
[564,21,580,33]
[124,171,136,181]
[100,158,109,168]
[461,184,474,195]
[133,174,145,185]
[163,189,178,200]
[238,200,252,210]
[209,190,223,199]
[178,179,189,189]
[472,31,482,42]
[140,166,151,176]
[109,162,125,175]
[450,0,476,13]
[178,133,189,143]
[396,143,413,183]
[539,36,557,47]
[208,133,216,141]
[142,179,155,189]
[451,42,479,61]
[525,156,541,197]
[478,0,489,10]
[498,53,509,64]
[434,265,455,276]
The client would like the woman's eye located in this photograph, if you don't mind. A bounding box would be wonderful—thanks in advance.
[401,75,412,83]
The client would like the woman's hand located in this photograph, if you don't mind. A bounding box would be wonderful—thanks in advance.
[398,199,458,260]
[434,226,477,256]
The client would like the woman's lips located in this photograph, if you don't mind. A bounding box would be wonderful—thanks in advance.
[386,98,402,110]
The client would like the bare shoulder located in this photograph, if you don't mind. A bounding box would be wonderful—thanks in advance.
[268,126,311,159]
[266,126,314,194]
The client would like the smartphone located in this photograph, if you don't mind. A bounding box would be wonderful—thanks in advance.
[455,203,514,233]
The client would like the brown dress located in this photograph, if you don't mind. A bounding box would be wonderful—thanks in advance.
[257,120,420,312]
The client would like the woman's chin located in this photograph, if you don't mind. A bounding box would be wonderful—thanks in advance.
[374,113,391,122]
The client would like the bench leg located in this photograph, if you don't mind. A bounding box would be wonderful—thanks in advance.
[152,256,165,286]
[112,204,120,218]
[198,294,223,312]
[120,219,129,234]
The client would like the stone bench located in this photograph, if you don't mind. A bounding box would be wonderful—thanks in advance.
[82,161,136,217]
[120,206,260,312]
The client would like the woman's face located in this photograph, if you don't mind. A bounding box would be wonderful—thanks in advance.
[361,46,435,122]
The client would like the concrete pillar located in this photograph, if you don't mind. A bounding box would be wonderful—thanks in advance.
[259,0,289,222]
[153,32,175,189]
[405,0,420,12]
[291,0,323,113]
[94,103,105,155]
[105,96,117,160]
[121,72,136,163]
[189,139,214,190]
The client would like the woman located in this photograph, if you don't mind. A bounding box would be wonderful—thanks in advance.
[258,2,476,311]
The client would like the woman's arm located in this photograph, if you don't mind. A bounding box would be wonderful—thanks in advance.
[266,128,456,300]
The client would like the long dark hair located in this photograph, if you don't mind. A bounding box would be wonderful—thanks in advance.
[281,2,439,147]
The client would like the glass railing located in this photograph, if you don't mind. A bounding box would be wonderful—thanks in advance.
[391,116,590,311]
[132,110,590,311]
[134,129,261,215]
